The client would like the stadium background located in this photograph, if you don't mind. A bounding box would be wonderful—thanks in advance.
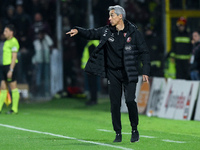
[0,0,200,100]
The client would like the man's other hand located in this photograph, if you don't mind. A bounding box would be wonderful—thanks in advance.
[142,75,149,83]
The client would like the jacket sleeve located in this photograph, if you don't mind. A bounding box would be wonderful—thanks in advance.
[136,30,151,76]
[44,34,54,47]
[193,46,200,71]
[74,26,103,40]
[32,40,42,64]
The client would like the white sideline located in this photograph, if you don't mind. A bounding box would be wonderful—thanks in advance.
[97,129,186,143]
[0,123,133,150]
[162,139,186,143]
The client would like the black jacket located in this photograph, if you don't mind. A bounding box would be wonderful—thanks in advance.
[75,20,150,82]
[190,42,200,72]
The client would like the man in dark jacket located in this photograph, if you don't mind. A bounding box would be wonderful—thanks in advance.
[190,30,200,80]
[67,5,150,143]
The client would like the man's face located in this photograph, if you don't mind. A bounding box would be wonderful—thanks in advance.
[16,5,23,14]
[177,24,185,32]
[192,32,200,43]
[3,27,13,39]
[109,10,122,26]
[145,30,153,36]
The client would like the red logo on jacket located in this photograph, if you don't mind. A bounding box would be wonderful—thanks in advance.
[127,37,131,43]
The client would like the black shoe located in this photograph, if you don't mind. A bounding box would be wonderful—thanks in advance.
[85,100,97,106]
[6,110,17,114]
[130,130,139,143]
[113,134,122,142]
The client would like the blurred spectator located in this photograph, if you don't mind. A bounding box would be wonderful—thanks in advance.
[32,30,53,97]
[29,12,51,41]
[190,30,200,80]
[144,24,164,77]
[170,17,192,79]
[13,4,34,84]
[2,5,15,28]
[0,0,15,19]
[14,4,32,42]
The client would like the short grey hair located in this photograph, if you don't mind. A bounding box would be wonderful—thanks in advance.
[108,5,126,21]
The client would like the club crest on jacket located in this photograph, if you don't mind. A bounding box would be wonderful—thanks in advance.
[127,37,131,43]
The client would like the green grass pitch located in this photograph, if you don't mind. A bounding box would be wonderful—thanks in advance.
[0,97,200,150]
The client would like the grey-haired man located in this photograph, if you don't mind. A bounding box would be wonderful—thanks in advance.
[67,5,150,143]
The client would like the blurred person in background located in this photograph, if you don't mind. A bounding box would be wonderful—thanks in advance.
[0,1,15,19]
[190,30,200,80]
[81,40,99,106]
[29,12,51,41]
[144,23,164,77]
[32,30,53,97]
[170,17,192,79]
[67,5,150,143]
[0,24,20,114]
[14,4,31,44]
[2,5,16,28]
[13,4,34,84]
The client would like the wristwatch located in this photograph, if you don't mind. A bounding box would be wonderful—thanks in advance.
[10,68,14,72]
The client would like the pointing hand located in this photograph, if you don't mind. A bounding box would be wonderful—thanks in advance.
[66,29,78,37]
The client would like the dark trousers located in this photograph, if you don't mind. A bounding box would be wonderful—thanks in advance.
[176,59,190,80]
[88,74,97,102]
[107,69,138,134]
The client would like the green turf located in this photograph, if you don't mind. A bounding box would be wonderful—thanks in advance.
[0,97,200,150]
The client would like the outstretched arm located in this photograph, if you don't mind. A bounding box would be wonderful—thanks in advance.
[66,29,78,37]
[67,26,103,40]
